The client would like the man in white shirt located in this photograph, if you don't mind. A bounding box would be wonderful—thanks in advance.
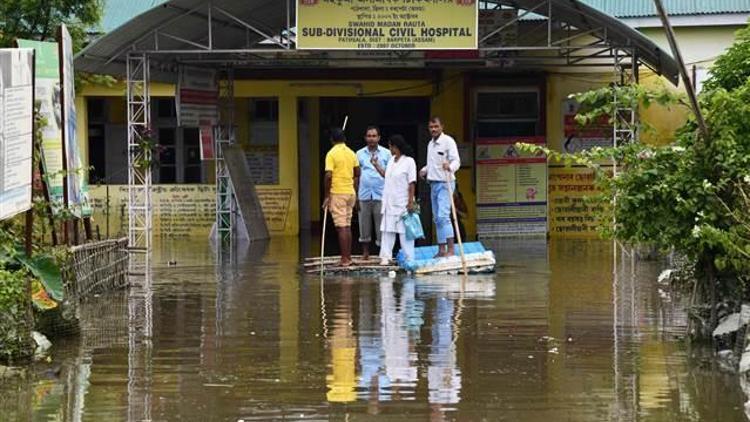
[419,117,461,257]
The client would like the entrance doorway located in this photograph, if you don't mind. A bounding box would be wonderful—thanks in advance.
[315,97,431,257]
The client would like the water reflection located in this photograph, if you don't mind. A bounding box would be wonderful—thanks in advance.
[380,278,420,398]
[321,274,496,412]
[2,238,748,421]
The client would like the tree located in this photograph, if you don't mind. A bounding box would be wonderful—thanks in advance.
[0,0,103,50]
[519,22,750,337]
[703,24,750,92]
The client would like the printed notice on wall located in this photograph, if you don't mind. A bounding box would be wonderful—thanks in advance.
[177,66,218,127]
[562,98,613,154]
[548,167,604,238]
[245,146,279,185]
[296,0,478,50]
[0,49,34,221]
[475,137,547,237]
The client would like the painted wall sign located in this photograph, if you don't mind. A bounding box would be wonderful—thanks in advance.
[548,167,602,238]
[296,0,478,50]
[16,39,66,214]
[88,185,293,237]
[475,137,548,237]
[0,49,34,220]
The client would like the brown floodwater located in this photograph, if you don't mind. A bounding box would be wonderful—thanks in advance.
[2,238,747,421]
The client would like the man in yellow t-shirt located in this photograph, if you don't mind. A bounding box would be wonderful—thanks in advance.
[323,128,360,267]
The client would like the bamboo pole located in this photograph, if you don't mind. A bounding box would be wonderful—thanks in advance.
[445,170,467,276]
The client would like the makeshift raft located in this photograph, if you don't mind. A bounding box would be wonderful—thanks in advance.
[303,256,401,274]
[305,242,496,275]
[398,242,497,275]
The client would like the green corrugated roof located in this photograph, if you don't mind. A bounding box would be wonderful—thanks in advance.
[99,0,750,33]
[581,0,750,18]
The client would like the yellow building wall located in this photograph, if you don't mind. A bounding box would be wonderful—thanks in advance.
[307,98,321,224]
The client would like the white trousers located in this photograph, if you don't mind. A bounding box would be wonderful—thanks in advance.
[379,231,415,261]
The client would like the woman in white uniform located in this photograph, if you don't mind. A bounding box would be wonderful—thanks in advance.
[371,134,417,265]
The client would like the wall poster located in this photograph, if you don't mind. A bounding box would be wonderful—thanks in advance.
[475,137,547,237]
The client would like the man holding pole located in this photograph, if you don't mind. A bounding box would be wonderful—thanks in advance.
[356,126,391,260]
[420,117,461,258]
[323,128,360,267]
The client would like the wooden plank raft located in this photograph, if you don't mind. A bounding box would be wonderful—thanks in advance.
[303,255,401,274]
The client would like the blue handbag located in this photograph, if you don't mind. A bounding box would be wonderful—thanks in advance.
[401,206,425,241]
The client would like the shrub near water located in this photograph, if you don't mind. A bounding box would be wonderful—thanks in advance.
[517,22,750,338]
[0,269,33,363]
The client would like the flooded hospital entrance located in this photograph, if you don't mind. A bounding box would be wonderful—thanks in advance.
[2,239,746,421]
[300,96,432,255]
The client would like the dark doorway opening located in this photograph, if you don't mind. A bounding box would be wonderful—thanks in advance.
[318,97,431,257]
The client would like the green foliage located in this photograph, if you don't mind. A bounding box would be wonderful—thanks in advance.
[0,269,33,363]
[520,79,750,275]
[519,33,750,335]
[0,0,114,89]
[571,83,686,130]
[135,128,162,171]
[703,24,750,92]
[0,0,103,49]
[15,254,63,302]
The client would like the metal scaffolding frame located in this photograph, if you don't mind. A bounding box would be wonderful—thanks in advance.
[126,53,152,275]
[126,52,154,422]
[610,49,640,421]
[613,48,639,153]
[214,67,236,245]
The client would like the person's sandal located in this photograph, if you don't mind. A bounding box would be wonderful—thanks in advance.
[380,259,390,266]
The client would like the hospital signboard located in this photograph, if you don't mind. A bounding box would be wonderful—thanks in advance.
[296,0,478,50]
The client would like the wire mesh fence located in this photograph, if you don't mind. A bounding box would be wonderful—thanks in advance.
[65,237,129,302]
